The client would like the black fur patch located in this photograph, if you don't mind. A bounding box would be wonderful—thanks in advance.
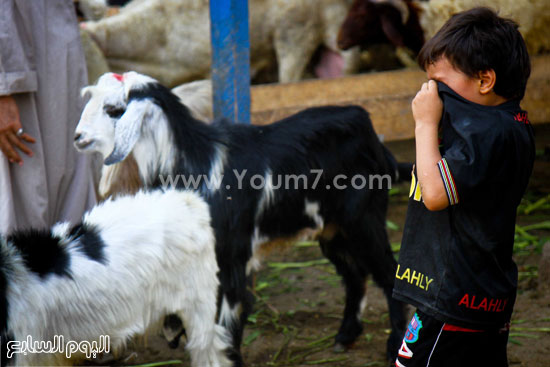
[7,229,71,279]
[0,332,14,367]
[68,224,107,264]
[0,244,9,342]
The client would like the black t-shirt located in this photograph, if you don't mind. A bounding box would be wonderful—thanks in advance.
[393,82,535,329]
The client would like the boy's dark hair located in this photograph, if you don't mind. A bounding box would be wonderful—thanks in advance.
[418,7,531,100]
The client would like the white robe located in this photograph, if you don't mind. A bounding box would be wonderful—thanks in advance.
[0,0,97,232]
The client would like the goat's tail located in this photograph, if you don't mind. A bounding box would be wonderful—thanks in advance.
[382,145,413,184]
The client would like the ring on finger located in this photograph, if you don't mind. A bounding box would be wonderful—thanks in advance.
[16,128,24,137]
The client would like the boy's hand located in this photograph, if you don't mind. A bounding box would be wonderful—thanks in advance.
[412,80,448,211]
[412,80,443,129]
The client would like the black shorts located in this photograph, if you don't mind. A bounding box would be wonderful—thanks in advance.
[395,310,509,367]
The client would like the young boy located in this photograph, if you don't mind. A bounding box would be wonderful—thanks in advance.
[393,7,534,367]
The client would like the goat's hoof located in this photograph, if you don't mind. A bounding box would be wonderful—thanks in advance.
[168,337,180,349]
[333,342,348,353]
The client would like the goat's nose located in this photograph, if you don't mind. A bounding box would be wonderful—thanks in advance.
[74,132,82,141]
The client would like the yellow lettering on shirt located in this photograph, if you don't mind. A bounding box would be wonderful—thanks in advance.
[396,264,434,292]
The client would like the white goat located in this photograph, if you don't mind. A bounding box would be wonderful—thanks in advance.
[81,0,360,86]
[0,189,231,367]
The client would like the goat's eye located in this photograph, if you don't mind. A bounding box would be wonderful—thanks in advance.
[104,105,126,119]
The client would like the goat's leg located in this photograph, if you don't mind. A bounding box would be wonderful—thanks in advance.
[179,309,232,367]
[319,234,367,351]
[337,269,368,351]
[217,265,254,367]
[217,298,244,366]
[174,263,233,367]
[273,26,320,83]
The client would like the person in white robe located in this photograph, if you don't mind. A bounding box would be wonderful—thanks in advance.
[0,0,97,232]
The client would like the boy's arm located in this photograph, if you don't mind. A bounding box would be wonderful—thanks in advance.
[412,80,449,211]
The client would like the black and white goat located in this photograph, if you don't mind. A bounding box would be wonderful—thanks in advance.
[0,189,230,367]
[74,71,408,364]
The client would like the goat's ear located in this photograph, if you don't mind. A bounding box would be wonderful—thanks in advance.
[81,86,94,98]
[104,99,150,165]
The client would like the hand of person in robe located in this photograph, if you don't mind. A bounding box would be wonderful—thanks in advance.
[0,95,35,165]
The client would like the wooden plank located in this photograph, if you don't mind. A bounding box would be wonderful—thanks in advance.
[251,54,550,141]
[210,0,251,124]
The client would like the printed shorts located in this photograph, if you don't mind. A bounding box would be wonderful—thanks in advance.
[395,310,509,367]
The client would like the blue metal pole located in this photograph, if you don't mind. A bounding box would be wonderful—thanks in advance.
[209,0,251,124]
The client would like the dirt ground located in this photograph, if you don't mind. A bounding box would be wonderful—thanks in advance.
[102,124,550,367]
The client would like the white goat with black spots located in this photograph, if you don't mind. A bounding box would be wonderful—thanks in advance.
[0,189,231,367]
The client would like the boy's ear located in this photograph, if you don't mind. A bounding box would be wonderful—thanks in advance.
[478,69,497,95]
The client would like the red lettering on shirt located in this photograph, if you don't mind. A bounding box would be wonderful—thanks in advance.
[458,294,509,312]
[458,294,470,307]
[514,112,530,124]
[488,298,499,312]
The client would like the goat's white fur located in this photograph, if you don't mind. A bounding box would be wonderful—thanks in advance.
[78,72,178,189]
[205,144,228,195]
[81,0,360,85]
[3,190,230,367]
[172,79,213,123]
[247,227,270,275]
[84,76,212,199]
[218,297,241,336]
[78,0,109,21]
[304,200,324,229]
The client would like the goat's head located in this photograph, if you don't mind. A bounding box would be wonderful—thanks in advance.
[337,0,411,50]
[74,71,160,165]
